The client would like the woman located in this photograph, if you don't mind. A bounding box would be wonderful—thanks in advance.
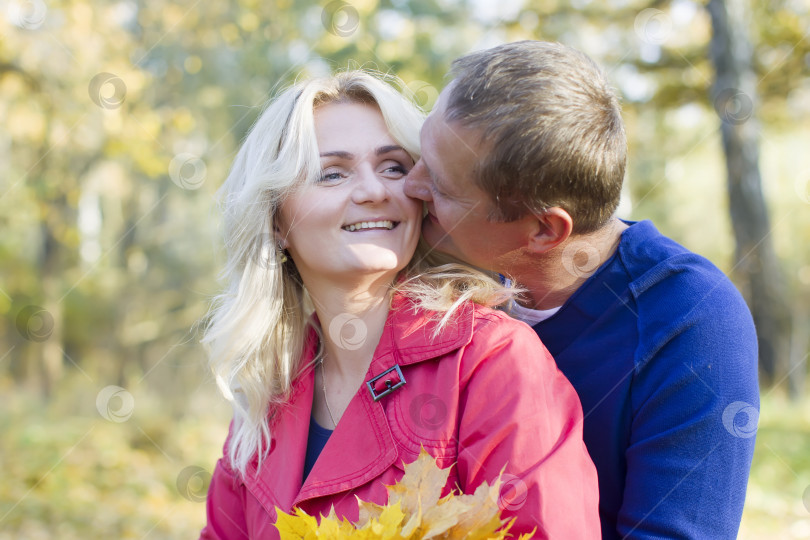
[199,71,599,539]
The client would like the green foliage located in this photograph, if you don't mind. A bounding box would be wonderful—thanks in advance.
[0,374,230,539]
[1,0,809,535]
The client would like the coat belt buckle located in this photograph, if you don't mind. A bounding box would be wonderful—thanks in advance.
[366,365,406,402]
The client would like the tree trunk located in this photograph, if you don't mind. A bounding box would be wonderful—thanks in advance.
[707,0,792,389]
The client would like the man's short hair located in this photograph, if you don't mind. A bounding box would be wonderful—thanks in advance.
[445,41,626,234]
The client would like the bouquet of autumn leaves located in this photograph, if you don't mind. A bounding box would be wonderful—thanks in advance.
[275,450,534,539]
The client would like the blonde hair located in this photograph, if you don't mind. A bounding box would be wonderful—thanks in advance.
[203,70,515,477]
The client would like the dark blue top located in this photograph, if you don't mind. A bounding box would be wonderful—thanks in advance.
[303,417,333,481]
[532,220,759,539]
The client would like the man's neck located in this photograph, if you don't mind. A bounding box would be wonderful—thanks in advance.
[509,218,629,310]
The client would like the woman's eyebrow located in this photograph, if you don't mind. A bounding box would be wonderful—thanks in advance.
[375,145,406,156]
[319,150,353,159]
[319,146,406,160]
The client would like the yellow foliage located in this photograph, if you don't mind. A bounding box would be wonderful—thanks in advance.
[275,449,535,539]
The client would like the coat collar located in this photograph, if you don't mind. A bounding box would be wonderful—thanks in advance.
[242,293,476,513]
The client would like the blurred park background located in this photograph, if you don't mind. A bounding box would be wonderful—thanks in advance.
[1,0,809,537]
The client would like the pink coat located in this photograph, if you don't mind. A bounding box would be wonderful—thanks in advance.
[200,295,599,539]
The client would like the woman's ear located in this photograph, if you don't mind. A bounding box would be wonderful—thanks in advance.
[274,230,289,250]
[527,207,573,254]
[272,219,289,250]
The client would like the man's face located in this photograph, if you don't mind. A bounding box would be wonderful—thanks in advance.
[404,88,528,271]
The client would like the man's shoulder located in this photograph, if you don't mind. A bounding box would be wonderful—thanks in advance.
[616,220,755,366]
[618,220,739,301]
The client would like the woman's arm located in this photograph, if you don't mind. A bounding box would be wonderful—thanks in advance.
[199,425,250,540]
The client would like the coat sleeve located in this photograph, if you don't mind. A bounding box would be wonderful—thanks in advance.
[454,312,600,539]
[616,275,759,538]
[199,423,250,540]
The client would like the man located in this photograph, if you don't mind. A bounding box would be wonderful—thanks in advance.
[404,41,759,539]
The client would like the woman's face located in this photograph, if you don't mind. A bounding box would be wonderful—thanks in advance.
[277,101,421,287]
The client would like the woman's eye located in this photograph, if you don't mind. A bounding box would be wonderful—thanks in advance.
[319,170,344,183]
[382,164,409,177]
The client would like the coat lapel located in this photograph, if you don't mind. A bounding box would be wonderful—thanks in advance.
[295,347,400,505]
[251,295,476,511]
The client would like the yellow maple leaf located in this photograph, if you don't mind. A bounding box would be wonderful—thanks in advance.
[274,507,319,540]
[275,450,533,540]
[387,448,450,517]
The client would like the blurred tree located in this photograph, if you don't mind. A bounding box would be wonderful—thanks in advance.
[708,0,792,390]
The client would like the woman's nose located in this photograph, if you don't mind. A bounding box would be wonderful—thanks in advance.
[351,165,389,204]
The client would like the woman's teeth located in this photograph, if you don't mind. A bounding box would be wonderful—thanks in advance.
[342,220,395,232]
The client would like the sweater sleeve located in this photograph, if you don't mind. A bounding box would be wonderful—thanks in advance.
[454,312,601,539]
[617,265,759,538]
[199,423,250,540]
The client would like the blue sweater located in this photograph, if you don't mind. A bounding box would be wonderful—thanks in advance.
[531,220,759,539]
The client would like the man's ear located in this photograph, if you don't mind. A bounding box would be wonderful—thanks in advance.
[527,207,573,254]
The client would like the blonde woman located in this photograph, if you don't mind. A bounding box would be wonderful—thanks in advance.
[199,71,599,539]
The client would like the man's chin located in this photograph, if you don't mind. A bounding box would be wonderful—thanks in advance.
[420,221,464,260]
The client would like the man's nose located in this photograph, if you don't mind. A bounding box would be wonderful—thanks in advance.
[404,159,433,202]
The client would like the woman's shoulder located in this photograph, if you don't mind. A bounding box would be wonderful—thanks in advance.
[468,302,541,340]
